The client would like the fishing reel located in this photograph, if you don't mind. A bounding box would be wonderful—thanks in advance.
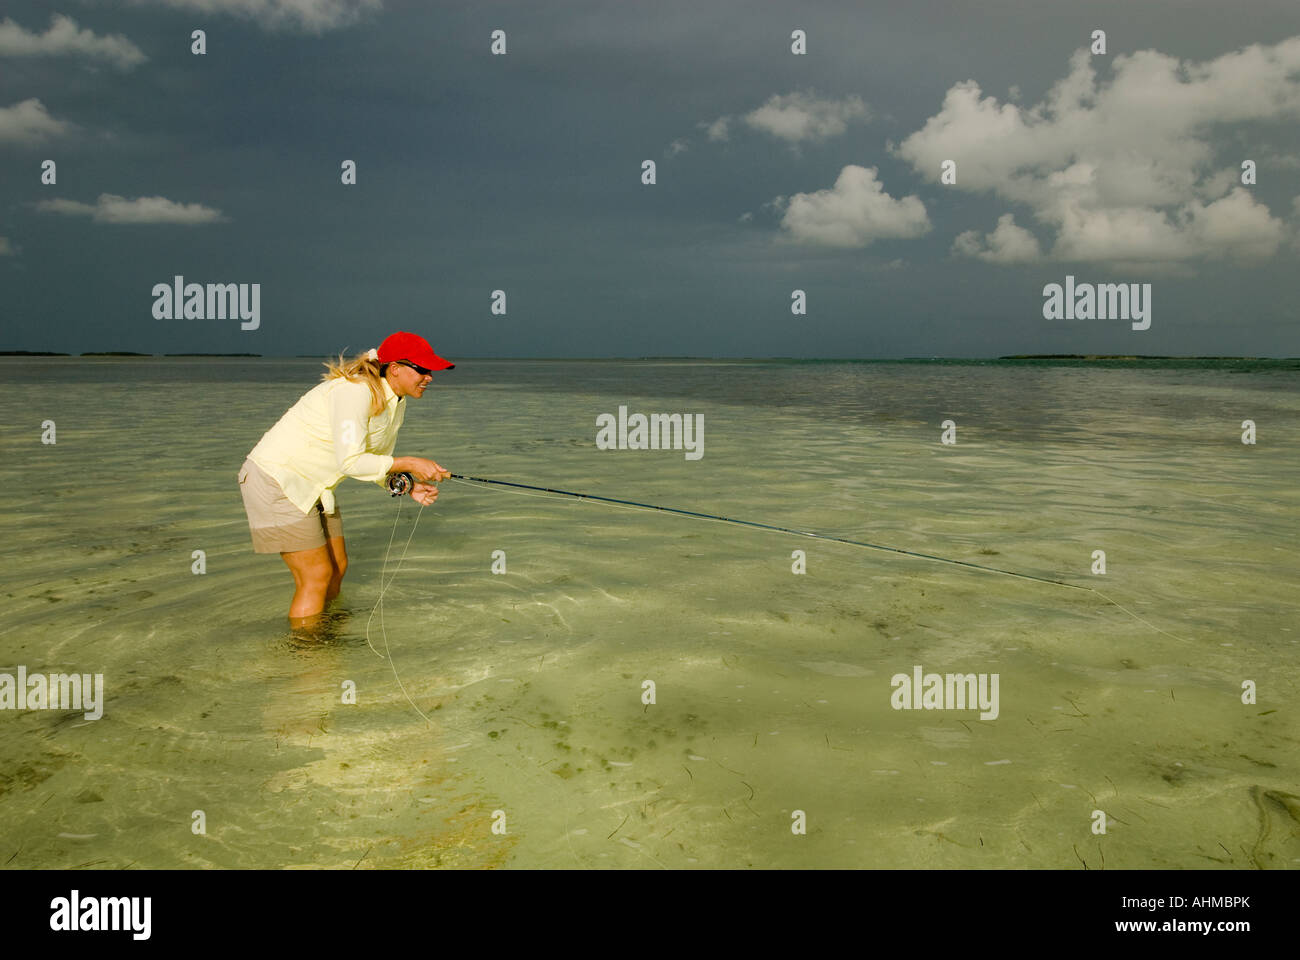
[386,471,415,498]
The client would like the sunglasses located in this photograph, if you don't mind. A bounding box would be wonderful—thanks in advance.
[395,360,433,376]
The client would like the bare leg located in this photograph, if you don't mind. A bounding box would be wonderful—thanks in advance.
[281,545,335,628]
[323,534,348,604]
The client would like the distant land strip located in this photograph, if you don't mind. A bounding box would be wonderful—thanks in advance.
[0,351,262,357]
[997,354,1268,360]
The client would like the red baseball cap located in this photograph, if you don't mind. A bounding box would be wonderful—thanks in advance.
[376,331,454,371]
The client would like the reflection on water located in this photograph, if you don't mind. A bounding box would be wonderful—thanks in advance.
[0,358,1297,869]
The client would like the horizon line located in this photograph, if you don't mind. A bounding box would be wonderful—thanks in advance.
[3,352,1298,362]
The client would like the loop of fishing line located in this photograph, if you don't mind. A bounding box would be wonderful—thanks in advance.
[365,494,434,723]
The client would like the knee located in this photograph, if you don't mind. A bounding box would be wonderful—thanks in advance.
[301,556,336,589]
[332,555,348,581]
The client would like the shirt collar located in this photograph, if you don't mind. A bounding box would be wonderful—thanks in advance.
[381,375,401,407]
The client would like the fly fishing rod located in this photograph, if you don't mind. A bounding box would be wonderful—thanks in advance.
[443,472,1086,591]
[371,470,1192,727]
[440,473,1193,643]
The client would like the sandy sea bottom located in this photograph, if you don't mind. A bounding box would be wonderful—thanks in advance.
[0,358,1297,868]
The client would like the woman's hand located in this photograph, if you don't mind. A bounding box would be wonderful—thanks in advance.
[411,481,439,506]
[406,458,450,482]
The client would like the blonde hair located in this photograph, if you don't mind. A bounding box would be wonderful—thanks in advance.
[321,350,388,417]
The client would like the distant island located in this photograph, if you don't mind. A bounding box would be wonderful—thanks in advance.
[999,354,1265,360]
[0,352,266,357]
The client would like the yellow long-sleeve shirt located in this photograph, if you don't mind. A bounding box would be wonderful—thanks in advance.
[247,374,405,515]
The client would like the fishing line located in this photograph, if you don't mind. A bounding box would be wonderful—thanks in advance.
[368,472,1192,725]
[364,493,583,818]
[362,502,586,862]
[446,473,1193,645]
[358,466,1193,870]
[449,474,1083,588]
[364,494,436,723]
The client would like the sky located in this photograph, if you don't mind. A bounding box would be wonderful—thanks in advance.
[2,0,1299,358]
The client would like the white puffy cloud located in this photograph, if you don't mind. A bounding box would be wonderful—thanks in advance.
[743,91,869,143]
[36,194,226,225]
[896,38,1300,264]
[777,165,930,247]
[1182,188,1287,257]
[698,91,868,149]
[124,0,381,34]
[698,116,730,142]
[953,213,1042,263]
[0,15,146,70]
[0,98,72,144]
[1050,187,1285,261]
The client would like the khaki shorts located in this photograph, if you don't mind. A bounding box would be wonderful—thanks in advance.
[238,458,342,554]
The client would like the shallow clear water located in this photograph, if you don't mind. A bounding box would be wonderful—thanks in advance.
[1,357,1297,868]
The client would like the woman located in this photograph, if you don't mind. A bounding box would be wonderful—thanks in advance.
[238,331,453,629]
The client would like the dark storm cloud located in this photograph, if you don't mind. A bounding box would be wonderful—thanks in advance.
[1,0,1298,357]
